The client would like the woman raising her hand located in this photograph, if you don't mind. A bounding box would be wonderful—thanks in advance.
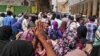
[33,21,56,56]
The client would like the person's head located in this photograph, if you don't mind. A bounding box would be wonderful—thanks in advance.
[77,25,87,44]
[7,11,13,16]
[0,26,12,41]
[77,25,87,38]
[0,40,34,56]
[0,13,5,17]
[88,16,96,22]
[76,17,81,22]
[24,15,29,19]
[56,15,60,19]
[63,14,67,18]
[52,21,58,29]
[68,15,74,21]
[13,14,16,18]
[43,15,47,19]
[31,16,37,23]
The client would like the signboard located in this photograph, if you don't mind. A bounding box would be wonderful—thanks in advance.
[32,6,37,13]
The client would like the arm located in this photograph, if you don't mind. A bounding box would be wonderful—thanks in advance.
[33,21,56,56]
[37,35,56,56]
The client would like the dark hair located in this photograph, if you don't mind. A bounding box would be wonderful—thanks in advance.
[24,15,29,19]
[43,15,47,18]
[31,16,37,23]
[21,12,24,15]
[77,25,87,38]
[76,17,81,22]
[56,15,60,19]
[0,26,12,41]
[7,11,13,16]
[68,15,74,20]
[13,15,16,18]
[0,40,35,56]
[0,13,5,17]
[89,16,96,22]
[77,25,87,44]
[63,14,67,17]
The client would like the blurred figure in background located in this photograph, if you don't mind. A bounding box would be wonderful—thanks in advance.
[0,13,5,27]
[2,11,14,27]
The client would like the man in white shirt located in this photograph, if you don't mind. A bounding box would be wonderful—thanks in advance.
[22,16,29,31]
[62,14,68,22]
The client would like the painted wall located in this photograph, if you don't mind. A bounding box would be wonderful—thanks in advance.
[0,5,37,15]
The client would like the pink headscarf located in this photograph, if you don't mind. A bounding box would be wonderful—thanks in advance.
[52,21,58,29]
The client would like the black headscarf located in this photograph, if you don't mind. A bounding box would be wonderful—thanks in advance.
[0,40,35,56]
[0,26,12,41]
[77,25,87,44]
[0,26,12,54]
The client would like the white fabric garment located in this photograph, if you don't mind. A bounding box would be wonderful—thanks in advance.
[17,16,24,22]
[38,12,42,19]
[62,17,68,22]
[22,19,29,31]
[0,17,3,27]
[69,22,80,30]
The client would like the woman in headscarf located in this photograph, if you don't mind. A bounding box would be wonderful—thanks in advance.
[59,21,67,34]
[5,21,56,56]
[48,21,63,56]
[0,26,12,54]
[0,40,34,56]
[48,21,62,40]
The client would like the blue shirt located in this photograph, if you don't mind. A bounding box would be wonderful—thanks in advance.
[2,16,14,27]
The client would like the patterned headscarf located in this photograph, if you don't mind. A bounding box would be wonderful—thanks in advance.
[59,21,67,33]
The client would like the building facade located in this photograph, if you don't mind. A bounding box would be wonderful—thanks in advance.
[52,0,69,13]
[70,0,100,17]
[57,0,69,13]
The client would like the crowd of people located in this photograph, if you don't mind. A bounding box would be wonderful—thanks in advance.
[0,11,100,56]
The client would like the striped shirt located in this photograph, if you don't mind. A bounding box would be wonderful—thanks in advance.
[85,22,97,43]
